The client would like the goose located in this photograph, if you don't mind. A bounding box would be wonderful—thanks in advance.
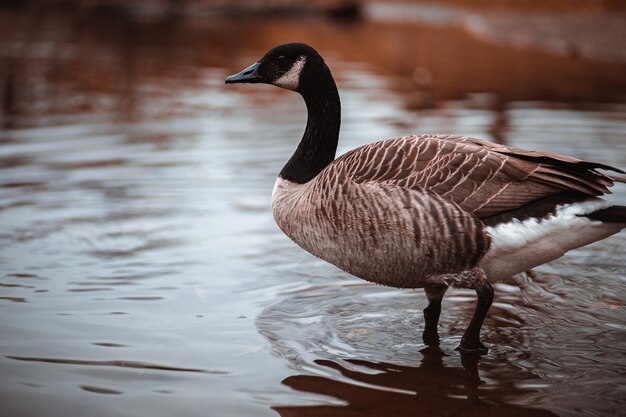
[225,43,626,353]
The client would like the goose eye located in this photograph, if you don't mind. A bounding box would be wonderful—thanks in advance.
[278,55,285,60]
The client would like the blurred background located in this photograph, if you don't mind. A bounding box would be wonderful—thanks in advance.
[1,1,625,417]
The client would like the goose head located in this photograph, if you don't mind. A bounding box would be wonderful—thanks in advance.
[225,43,340,184]
[225,43,327,92]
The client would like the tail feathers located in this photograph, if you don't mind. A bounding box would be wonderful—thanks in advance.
[583,205,626,224]
[607,172,626,184]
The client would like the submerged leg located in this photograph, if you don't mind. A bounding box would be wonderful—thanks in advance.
[459,281,494,354]
[422,286,448,345]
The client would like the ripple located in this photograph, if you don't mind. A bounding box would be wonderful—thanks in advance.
[116,296,164,301]
[92,342,130,348]
[6,356,228,374]
[0,297,27,303]
[153,389,174,394]
[0,282,35,288]
[59,159,127,170]
[92,296,164,301]
[80,385,122,395]
[86,238,180,259]
[0,181,46,188]
[5,273,44,279]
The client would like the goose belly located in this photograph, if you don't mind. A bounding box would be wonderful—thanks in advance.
[271,178,489,288]
[279,215,430,287]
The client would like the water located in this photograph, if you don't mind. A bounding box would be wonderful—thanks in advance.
[1,6,625,417]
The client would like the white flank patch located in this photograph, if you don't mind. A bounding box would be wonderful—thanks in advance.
[273,56,307,90]
[486,198,609,252]
[481,197,625,280]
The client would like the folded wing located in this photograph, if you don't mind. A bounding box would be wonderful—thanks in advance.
[335,134,623,220]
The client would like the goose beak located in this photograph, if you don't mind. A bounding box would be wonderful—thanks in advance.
[225,62,262,84]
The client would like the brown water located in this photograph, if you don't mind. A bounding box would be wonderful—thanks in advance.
[1,5,625,417]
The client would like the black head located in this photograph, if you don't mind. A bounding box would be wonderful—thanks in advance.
[225,43,328,92]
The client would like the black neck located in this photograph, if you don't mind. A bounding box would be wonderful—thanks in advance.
[279,73,340,184]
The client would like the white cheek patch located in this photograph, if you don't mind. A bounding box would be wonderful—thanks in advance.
[273,56,306,90]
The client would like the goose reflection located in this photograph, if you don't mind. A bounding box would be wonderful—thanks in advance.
[273,345,557,417]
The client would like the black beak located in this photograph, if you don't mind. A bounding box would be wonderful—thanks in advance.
[225,62,262,84]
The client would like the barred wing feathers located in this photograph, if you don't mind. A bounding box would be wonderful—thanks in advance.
[334,134,623,219]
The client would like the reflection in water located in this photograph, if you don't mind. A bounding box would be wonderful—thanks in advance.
[274,346,558,417]
[0,4,625,417]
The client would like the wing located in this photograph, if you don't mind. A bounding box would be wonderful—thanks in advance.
[333,134,624,219]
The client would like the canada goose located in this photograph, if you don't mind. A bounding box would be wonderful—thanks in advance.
[225,43,626,353]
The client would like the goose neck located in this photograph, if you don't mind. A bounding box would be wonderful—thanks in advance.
[279,78,341,184]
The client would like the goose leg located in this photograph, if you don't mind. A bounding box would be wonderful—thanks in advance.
[423,286,448,345]
[459,281,494,354]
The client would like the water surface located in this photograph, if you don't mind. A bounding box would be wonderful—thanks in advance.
[1,6,625,417]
